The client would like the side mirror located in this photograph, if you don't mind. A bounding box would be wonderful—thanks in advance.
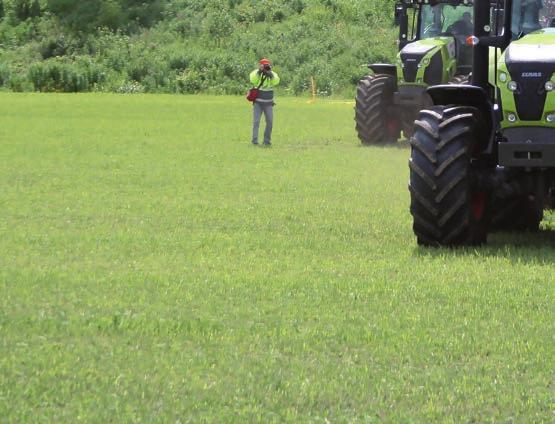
[394,3,404,26]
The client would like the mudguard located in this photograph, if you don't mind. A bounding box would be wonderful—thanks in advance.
[427,84,494,152]
[427,84,489,107]
[369,64,397,79]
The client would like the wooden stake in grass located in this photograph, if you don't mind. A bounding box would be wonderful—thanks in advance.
[308,75,317,104]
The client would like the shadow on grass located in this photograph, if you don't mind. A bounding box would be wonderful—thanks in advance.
[358,140,410,150]
[413,227,555,264]
[488,227,555,248]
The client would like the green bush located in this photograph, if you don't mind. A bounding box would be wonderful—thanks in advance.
[39,33,80,59]
[0,62,10,86]
[0,0,399,95]
[45,0,164,32]
[28,57,106,92]
[175,69,203,94]
[115,80,145,94]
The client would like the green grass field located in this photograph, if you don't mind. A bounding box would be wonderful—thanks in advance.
[1,93,553,422]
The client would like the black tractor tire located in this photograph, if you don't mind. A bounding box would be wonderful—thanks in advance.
[491,197,543,232]
[409,105,489,246]
[355,74,400,145]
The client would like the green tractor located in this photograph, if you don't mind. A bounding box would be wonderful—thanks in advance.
[355,0,476,145]
[409,0,555,246]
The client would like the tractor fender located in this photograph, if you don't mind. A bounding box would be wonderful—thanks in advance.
[427,84,489,107]
[369,64,397,79]
[427,84,495,152]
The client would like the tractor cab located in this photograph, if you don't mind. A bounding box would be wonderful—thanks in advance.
[510,0,555,36]
[420,2,475,71]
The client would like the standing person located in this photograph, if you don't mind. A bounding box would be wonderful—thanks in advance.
[250,58,280,146]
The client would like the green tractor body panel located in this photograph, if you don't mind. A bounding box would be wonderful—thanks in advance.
[497,28,555,130]
[489,47,502,86]
[397,37,458,88]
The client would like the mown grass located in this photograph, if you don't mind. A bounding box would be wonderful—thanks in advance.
[0,94,553,422]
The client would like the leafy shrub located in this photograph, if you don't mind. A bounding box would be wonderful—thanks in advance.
[28,57,106,92]
[0,62,10,86]
[8,73,31,91]
[39,33,80,59]
[175,69,203,94]
[13,0,41,21]
[45,0,164,32]
[116,80,144,94]
[0,0,399,95]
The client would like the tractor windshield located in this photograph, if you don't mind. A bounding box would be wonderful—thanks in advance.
[511,0,555,37]
[420,4,474,39]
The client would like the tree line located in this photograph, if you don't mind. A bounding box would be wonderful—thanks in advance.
[0,0,398,95]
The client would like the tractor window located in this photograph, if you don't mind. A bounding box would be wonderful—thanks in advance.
[420,4,474,39]
[407,7,418,41]
[511,0,555,37]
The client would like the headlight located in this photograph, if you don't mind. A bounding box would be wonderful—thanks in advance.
[417,58,430,69]
[546,81,555,92]
[507,113,517,123]
[499,72,508,83]
[546,113,555,123]
[508,81,519,92]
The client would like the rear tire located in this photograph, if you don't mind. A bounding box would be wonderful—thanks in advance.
[409,106,489,246]
[355,74,399,145]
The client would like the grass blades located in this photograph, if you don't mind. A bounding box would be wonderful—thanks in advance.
[0,94,553,422]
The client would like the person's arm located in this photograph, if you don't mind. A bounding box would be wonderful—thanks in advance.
[268,72,280,87]
[250,70,262,85]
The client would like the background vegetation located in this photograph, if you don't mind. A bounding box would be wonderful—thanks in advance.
[0,0,398,95]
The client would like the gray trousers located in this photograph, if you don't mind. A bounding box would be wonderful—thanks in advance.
[252,102,274,144]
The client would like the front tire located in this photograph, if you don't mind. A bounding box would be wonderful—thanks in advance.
[355,74,399,145]
[409,106,489,246]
